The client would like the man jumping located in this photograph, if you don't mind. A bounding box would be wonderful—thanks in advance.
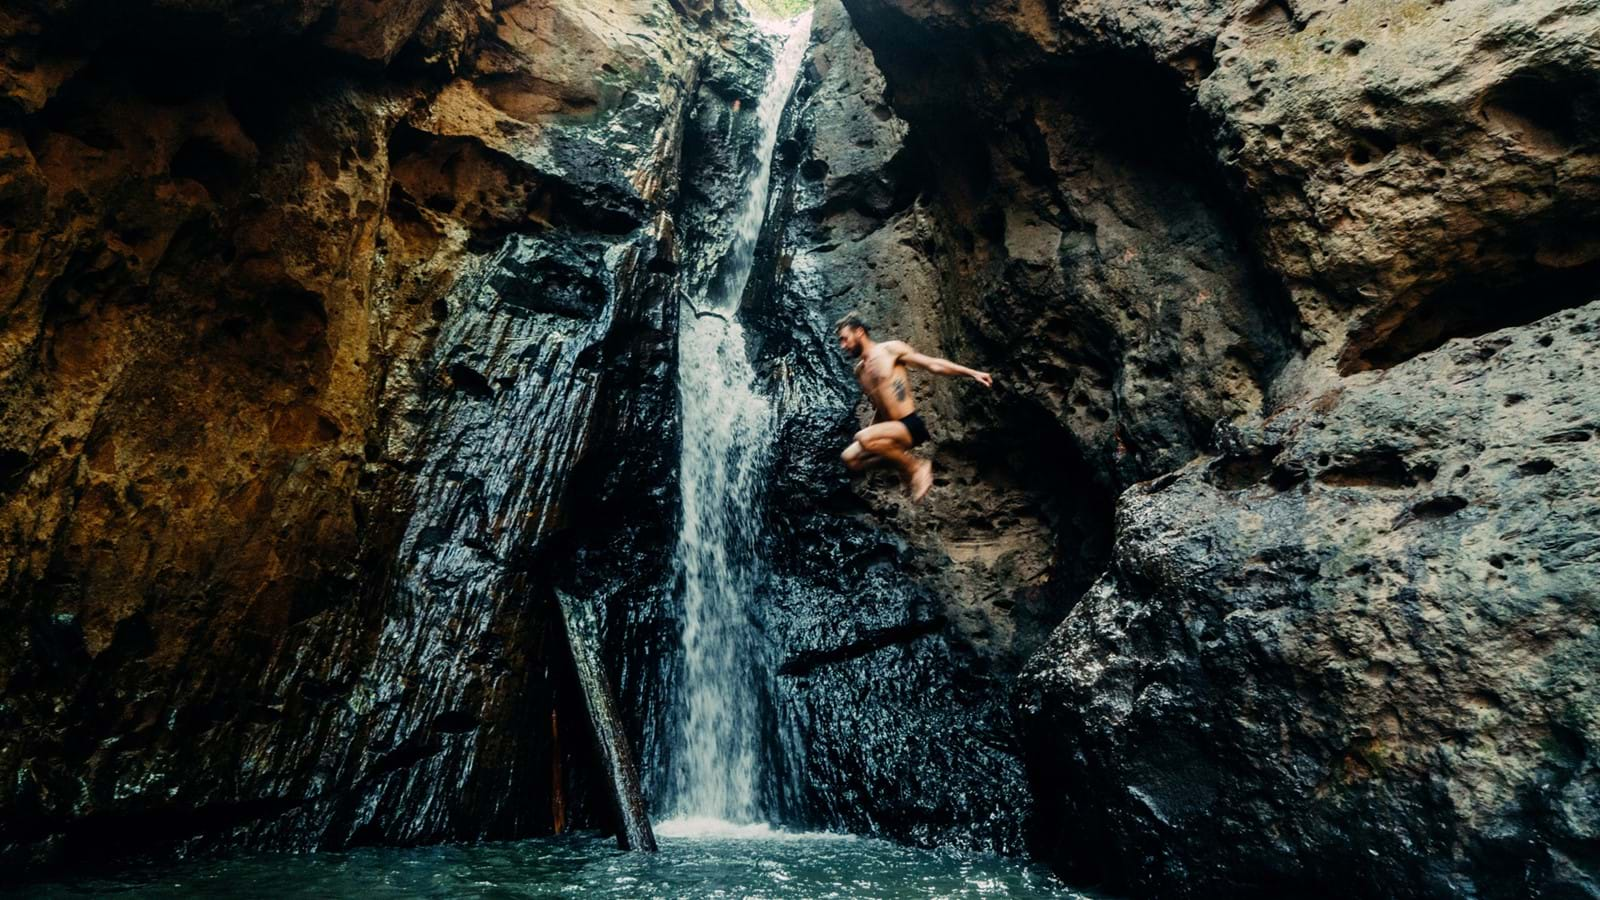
[835,311,994,502]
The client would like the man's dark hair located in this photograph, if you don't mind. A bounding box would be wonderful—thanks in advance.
[834,311,869,335]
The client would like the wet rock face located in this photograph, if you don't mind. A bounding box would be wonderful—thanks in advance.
[742,0,1100,853]
[0,0,717,873]
[1020,306,1600,898]
[830,0,1600,894]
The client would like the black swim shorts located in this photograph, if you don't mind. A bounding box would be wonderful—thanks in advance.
[898,411,931,447]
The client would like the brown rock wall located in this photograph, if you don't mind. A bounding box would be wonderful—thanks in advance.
[0,0,723,872]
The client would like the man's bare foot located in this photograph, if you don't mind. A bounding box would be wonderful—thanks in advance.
[909,459,933,503]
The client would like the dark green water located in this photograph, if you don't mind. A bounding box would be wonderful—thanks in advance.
[27,821,1090,899]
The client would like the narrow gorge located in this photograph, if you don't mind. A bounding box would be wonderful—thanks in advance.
[1,0,1597,897]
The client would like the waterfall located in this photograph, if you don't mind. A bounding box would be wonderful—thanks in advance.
[667,12,812,826]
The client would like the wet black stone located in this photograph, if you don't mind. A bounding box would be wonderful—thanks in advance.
[489,244,609,319]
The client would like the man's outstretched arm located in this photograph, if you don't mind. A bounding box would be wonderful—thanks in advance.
[893,342,995,388]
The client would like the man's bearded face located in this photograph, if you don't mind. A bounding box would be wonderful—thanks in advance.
[837,327,864,358]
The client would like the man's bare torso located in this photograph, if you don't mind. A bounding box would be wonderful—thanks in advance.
[854,342,916,421]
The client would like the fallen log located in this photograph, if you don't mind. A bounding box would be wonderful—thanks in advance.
[553,589,658,852]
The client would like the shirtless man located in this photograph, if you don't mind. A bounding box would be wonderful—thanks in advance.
[835,311,994,502]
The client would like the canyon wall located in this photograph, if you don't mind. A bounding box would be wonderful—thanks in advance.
[0,0,743,873]
[2,0,1597,895]
[816,0,1600,896]
[746,0,1051,849]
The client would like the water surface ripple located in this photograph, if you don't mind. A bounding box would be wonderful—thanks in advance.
[30,830,1092,899]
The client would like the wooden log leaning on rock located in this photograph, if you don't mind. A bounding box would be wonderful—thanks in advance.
[553,589,658,852]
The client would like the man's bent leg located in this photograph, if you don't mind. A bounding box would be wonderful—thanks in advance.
[855,422,922,489]
[841,441,874,471]
[843,441,896,471]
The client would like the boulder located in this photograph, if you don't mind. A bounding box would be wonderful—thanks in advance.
[1020,303,1600,898]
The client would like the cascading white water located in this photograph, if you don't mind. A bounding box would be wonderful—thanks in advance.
[668,311,771,825]
[668,12,812,826]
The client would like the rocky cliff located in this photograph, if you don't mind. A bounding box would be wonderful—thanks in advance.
[716,0,1136,851]
[815,0,1600,896]
[0,0,748,873]
[1022,305,1600,897]
[2,0,1597,895]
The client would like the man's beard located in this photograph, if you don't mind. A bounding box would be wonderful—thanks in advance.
[842,343,861,359]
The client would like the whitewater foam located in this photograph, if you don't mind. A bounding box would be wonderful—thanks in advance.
[654,817,854,842]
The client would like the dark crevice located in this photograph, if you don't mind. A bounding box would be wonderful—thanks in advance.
[169,136,250,200]
[1479,67,1600,154]
[1346,129,1397,169]
[1242,0,1305,33]
[1541,429,1592,444]
[1142,471,1182,494]
[429,710,481,734]
[1055,50,1305,387]
[1405,495,1469,520]
[0,448,31,497]
[1317,451,1420,489]
[1518,458,1556,475]
[1267,462,1308,492]
[1205,445,1281,491]
[447,363,495,400]
[777,616,946,676]
[1341,256,1600,373]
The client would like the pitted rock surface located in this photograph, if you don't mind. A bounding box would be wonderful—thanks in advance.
[1020,304,1600,897]
[831,0,1600,894]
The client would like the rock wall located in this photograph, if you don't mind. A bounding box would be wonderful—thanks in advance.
[3,0,1597,892]
[739,0,1100,851]
[1021,304,1600,897]
[0,0,738,874]
[823,0,1600,895]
